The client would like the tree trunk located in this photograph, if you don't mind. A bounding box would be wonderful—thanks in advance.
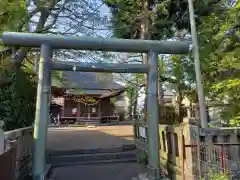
[140,0,150,121]
[13,1,59,67]
[158,80,165,123]
[128,104,133,119]
[133,86,138,116]
[175,87,184,124]
[128,87,134,119]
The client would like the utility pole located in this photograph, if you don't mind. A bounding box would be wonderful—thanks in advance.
[187,0,208,128]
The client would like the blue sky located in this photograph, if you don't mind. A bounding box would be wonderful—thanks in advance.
[100,4,110,17]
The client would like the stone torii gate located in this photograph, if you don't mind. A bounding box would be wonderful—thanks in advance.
[2,32,190,180]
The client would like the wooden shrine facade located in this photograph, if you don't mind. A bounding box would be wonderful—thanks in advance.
[51,89,122,125]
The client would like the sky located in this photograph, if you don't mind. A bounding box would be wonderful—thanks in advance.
[99,4,110,17]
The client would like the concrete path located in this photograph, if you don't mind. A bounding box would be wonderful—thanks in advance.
[47,125,134,151]
[50,163,147,180]
[47,125,145,180]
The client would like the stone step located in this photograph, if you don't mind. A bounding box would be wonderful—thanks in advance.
[49,158,137,168]
[47,150,137,166]
[48,162,148,180]
[132,173,171,180]
[47,144,136,157]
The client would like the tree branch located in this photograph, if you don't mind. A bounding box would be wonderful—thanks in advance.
[13,0,63,67]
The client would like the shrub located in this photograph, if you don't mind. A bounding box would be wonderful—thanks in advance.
[203,170,230,180]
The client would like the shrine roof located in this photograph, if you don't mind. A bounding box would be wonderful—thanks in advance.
[52,71,125,97]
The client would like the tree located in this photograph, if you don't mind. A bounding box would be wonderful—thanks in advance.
[116,72,144,118]
[166,1,240,125]
[0,0,110,130]
[104,0,222,121]
[105,0,240,126]
[1,0,109,66]
[0,1,36,130]
[197,1,240,125]
[104,0,222,40]
[0,56,37,131]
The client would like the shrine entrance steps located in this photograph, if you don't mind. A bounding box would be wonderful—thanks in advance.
[46,125,146,180]
[46,145,147,180]
[47,145,136,167]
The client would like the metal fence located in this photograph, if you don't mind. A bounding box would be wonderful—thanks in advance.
[184,141,240,180]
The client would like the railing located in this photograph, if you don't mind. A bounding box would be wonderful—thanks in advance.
[134,119,148,166]
[184,141,240,180]
[0,127,33,180]
[135,117,240,180]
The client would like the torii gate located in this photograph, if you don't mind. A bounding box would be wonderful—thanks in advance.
[2,32,188,180]
[1,2,207,178]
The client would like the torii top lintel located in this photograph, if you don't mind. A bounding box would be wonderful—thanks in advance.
[2,32,191,54]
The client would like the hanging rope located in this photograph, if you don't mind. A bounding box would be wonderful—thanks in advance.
[64,95,101,106]
[76,97,101,106]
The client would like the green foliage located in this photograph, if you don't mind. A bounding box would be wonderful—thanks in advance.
[136,149,148,165]
[203,170,230,180]
[110,97,117,104]
[105,0,240,125]
[198,2,240,124]
[0,60,37,131]
[104,0,219,39]
[0,0,27,34]
[125,74,143,101]
[0,1,36,131]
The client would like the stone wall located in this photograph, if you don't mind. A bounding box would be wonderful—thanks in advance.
[135,118,240,180]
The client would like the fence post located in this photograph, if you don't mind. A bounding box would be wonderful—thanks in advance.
[182,117,200,180]
[15,130,22,180]
[219,145,225,172]
[180,132,185,180]
[0,127,4,154]
[229,131,239,163]
[204,133,213,174]
[216,135,225,172]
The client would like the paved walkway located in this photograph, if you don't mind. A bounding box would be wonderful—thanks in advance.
[46,125,147,180]
[50,163,146,180]
[47,125,134,151]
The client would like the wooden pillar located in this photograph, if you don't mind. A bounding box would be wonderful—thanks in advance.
[88,105,90,122]
[98,101,101,117]
[77,102,81,124]
[62,97,65,117]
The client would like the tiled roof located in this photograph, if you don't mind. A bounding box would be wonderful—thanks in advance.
[52,71,124,96]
